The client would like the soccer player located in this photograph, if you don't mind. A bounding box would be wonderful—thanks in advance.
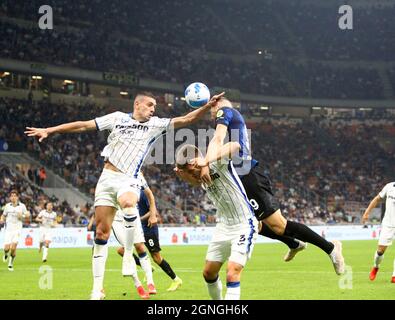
[1,190,30,271]
[193,97,345,274]
[36,202,57,262]
[118,173,183,292]
[362,182,395,283]
[25,91,224,300]
[175,143,259,300]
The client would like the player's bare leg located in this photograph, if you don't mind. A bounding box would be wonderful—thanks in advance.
[263,209,345,275]
[8,243,17,271]
[203,261,223,300]
[370,245,387,281]
[91,205,116,300]
[225,261,243,300]
[3,244,10,263]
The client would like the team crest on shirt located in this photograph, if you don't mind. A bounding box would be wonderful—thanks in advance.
[216,110,224,118]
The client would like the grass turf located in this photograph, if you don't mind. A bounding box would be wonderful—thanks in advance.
[0,240,394,300]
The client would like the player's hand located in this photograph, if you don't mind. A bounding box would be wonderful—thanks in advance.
[24,127,49,142]
[205,92,225,108]
[199,165,212,185]
[189,157,208,168]
[361,212,369,223]
[148,210,158,227]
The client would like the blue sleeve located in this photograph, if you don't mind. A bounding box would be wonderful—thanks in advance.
[215,107,233,127]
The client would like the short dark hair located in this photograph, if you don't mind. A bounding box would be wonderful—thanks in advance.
[175,144,202,169]
[9,189,18,196]
[134,91,156,102]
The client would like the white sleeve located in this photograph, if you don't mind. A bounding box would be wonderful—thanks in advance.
[94,111,123,131]
[379,184,389,199]
[2,205,8,217]
[37,210,44,218]
[151,117,171,137]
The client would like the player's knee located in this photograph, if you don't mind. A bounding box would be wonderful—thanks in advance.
[203,268,218,282]
[95,228,110,241]
[134,243,145,254]
[377,247,386,255]
[120,200,136,210]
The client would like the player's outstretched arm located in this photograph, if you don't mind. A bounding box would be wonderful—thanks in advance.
[193,142,240,167]
[143,187,158,227]
[170,92,225,129]
[25,120,97,142]
[362,194,382,223]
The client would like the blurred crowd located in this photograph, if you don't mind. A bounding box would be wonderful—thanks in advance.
[1,97,394,225]
[0,1,392,99]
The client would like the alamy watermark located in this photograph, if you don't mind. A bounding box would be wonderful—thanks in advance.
[38,5,53,30]
[338,5,353,30]
[38,265,53,290]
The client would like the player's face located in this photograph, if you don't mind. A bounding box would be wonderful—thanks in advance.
[135,96,156,121]
[46,203,53,211]
[9,193,18,204]
[174,166,201,187]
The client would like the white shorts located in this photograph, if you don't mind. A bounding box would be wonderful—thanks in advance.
[206,218,258,267]
[40,227,52,242]
[4,228,21,245]
[94,169,141,208]
[112,216,145,247]
[378,225,395,246]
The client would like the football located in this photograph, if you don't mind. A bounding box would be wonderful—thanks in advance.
[184,82,210,108]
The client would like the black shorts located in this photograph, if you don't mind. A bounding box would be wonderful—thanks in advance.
[240,164,280,220]
[143,227,161,253]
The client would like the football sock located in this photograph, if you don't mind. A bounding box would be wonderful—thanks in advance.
[159,259,177,280]
[133,253,141,266]
[8,254,15,267]
[43,247,48,261]
[205,276,223,300]
[92,239,108,292]
[284,220,334,254]
[374,251,384,268]
[225,281,240,300]
[259,223,300,249]
[139,252,154,284]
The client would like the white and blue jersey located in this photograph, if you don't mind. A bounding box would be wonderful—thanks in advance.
[215,107,258,176]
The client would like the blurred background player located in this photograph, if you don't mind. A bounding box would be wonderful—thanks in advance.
[25,91,223,300]
[175,143,258,300]
[129,173,183,292]
[194,96,344,274]
[362,182,395,283]
[1,190,30,271]
[36,202,57,262]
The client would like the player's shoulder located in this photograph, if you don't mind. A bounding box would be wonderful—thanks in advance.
[385,182,395,190]
[19,202,27,208]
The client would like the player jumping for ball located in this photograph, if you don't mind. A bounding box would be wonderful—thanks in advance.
[25,91,224,300]
[192,96,345,275]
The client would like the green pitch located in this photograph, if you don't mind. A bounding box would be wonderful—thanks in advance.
[1,240,394,300]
